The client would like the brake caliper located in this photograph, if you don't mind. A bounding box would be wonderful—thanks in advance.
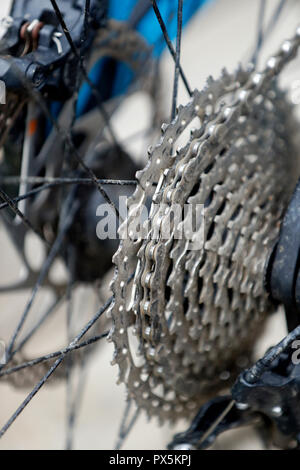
[0,0,108,98]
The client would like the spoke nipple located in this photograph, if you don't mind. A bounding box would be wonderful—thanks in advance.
[236,402,249,411]
[271,406,283,417]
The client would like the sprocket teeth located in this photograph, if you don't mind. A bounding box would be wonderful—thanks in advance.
[108,44,300,422]
[161,123,168,134]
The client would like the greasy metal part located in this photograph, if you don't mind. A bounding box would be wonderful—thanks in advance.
[109,29,300,422]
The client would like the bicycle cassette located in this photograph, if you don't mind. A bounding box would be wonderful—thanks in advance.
[108,36,300,422]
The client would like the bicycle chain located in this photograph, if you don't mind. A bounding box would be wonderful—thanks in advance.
[108,28,300,422]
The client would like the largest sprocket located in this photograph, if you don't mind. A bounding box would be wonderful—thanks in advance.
[109,33,300,422]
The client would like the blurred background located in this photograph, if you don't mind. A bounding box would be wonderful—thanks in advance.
[0,0,300,450]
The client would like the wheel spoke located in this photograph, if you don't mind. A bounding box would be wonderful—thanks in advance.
[115,399,140,450]
[251,0,266,66]
[250,0,286,65]
[14,295,64,355]
[0,296,113,438]
[171,0,184,120]
[49,0,120,148]
[0,187,47,243]
[7,61,122,222]
[0,333,108,379]
[151,0,191,97]
[3,199,79,361]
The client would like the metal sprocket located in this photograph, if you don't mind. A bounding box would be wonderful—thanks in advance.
[109,32,300,422]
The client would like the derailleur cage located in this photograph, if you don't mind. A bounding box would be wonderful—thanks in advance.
[169,341,300,450]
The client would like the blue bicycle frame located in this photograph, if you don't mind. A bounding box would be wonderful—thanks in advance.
[76,0,210,117]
